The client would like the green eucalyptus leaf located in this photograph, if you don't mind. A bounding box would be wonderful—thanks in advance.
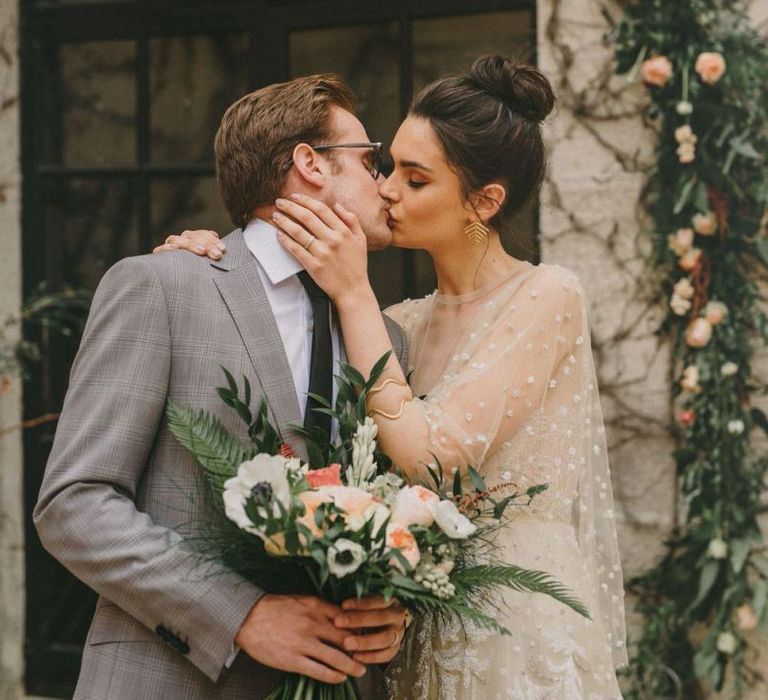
[753,579,768,623]
[689,560,720,612]
[730,539,751,574]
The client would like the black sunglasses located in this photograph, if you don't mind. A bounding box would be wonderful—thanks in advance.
[284,142,383,179]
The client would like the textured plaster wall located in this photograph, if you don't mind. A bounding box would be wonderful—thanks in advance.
[537,1,768,697]
[0,0,24,696]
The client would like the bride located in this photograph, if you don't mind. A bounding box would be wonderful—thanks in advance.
[162,56,627,699]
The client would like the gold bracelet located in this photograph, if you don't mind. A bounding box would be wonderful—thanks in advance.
[367,377,408,398]
[368,398,408,421]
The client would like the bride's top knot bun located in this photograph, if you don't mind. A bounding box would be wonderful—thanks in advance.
[410,55,556,226]
[469,55,555,123]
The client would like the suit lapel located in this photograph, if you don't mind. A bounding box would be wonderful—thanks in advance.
[212,231,307,461]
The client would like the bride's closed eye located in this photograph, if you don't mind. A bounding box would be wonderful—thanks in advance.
[407,179,427,189]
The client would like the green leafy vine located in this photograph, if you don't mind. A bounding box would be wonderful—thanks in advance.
[612,1,768,697]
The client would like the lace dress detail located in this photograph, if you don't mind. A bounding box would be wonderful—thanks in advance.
[382,263,626,699]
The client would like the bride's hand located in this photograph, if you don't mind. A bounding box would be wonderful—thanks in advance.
[273,194,370,306]
[152,229,226,260]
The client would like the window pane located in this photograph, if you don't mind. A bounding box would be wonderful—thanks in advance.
[413,11,534,90]
[150,34,249,164]
[59,41,136,166]
[289,23,401,154]
[45,178,139,291]
[151,177,233,241]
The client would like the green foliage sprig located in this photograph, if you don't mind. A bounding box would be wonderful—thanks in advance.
[613,1,768,697]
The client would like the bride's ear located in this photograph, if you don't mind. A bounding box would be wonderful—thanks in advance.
[468,183,506,224]
[290,143,326,188]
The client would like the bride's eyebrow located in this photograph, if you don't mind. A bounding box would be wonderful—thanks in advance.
[397,159,433,172]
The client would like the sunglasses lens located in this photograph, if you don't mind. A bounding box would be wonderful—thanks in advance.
[372,147,382,178]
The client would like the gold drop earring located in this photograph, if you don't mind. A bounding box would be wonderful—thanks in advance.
[464,218,489,246]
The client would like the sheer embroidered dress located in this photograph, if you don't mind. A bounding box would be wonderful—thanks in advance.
[382,262,626,699]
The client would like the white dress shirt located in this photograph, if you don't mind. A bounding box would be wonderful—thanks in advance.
[242,218,342,427]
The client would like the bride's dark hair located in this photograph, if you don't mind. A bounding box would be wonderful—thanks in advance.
[410,55,555,232]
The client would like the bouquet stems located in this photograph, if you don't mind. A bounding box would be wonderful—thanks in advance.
[266,673,362,700]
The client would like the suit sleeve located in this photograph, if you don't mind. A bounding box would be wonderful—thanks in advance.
[33,256,263,683]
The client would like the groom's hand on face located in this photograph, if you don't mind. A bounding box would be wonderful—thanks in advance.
[336,597,407,665]
[235,594,366,684]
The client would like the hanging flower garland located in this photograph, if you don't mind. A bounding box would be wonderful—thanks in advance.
[613,1,768,697]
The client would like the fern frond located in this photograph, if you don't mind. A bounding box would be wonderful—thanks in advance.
[167,400,253,494]
[453,564,591,619]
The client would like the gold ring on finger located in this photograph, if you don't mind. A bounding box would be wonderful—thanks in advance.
[303,234,316,251]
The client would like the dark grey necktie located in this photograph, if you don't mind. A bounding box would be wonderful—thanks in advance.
[297,271,333,448]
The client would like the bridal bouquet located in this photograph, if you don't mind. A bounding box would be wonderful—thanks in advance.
[167,354,589,700]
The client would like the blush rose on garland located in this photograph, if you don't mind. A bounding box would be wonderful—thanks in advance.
[613,1,768,698]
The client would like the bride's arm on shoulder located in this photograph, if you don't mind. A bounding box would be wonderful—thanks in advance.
[152,229,226,260]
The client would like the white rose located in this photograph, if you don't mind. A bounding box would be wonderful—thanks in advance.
[716,631,737,655]
[391,485,440,528]
[673,277,695,299]
[721,362,738,377]
[222,454,297,534]
[727,420,745,435]
[704,301,728,325]
[668,229,694,256]
[676,101,693,115]
[429,500,477,540]
[327,539,367,578]
[707,537,728,559]
[670,294,692,316]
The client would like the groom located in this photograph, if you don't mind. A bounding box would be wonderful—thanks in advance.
[34,75,406,698]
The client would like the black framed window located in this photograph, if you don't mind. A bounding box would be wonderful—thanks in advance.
[21,1,536,695]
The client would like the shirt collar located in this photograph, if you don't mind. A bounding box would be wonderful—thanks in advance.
[242,217,304,285]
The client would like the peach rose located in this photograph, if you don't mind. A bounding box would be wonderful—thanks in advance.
[704,300,728,325]
[321,486,375,531]
[668,228,694,256]
[686,317,713,348]
[297,490,333,538]
[386,523,421,571]
[736,604,758,632]
[306,463,342,488]
[640,55,673,87]
[695,52,726,85]
[678,248,702,271]
[680,365,701,393]
[692,212,717,236]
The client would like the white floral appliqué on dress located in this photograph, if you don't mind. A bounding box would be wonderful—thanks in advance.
[383,263,627,699]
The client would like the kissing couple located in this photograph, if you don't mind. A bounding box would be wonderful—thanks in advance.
[35,55,627,699]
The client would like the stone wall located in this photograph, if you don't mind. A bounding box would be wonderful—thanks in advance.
[538,0,768,697]
[0,0,24,696]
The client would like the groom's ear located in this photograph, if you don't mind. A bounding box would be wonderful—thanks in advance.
[290,143,327,189]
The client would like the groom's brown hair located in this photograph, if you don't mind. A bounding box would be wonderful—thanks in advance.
[215,75,355,228]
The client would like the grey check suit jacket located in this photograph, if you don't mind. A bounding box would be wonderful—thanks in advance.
[33,229,407,699]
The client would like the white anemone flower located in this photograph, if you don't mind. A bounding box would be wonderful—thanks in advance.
[430,500,477,539]
[222,454,297,535]
[327,538,367,578]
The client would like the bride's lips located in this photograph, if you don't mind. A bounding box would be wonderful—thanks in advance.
[386,214,397,229]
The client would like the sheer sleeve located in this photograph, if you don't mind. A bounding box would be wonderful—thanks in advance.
[378,266,586,472]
